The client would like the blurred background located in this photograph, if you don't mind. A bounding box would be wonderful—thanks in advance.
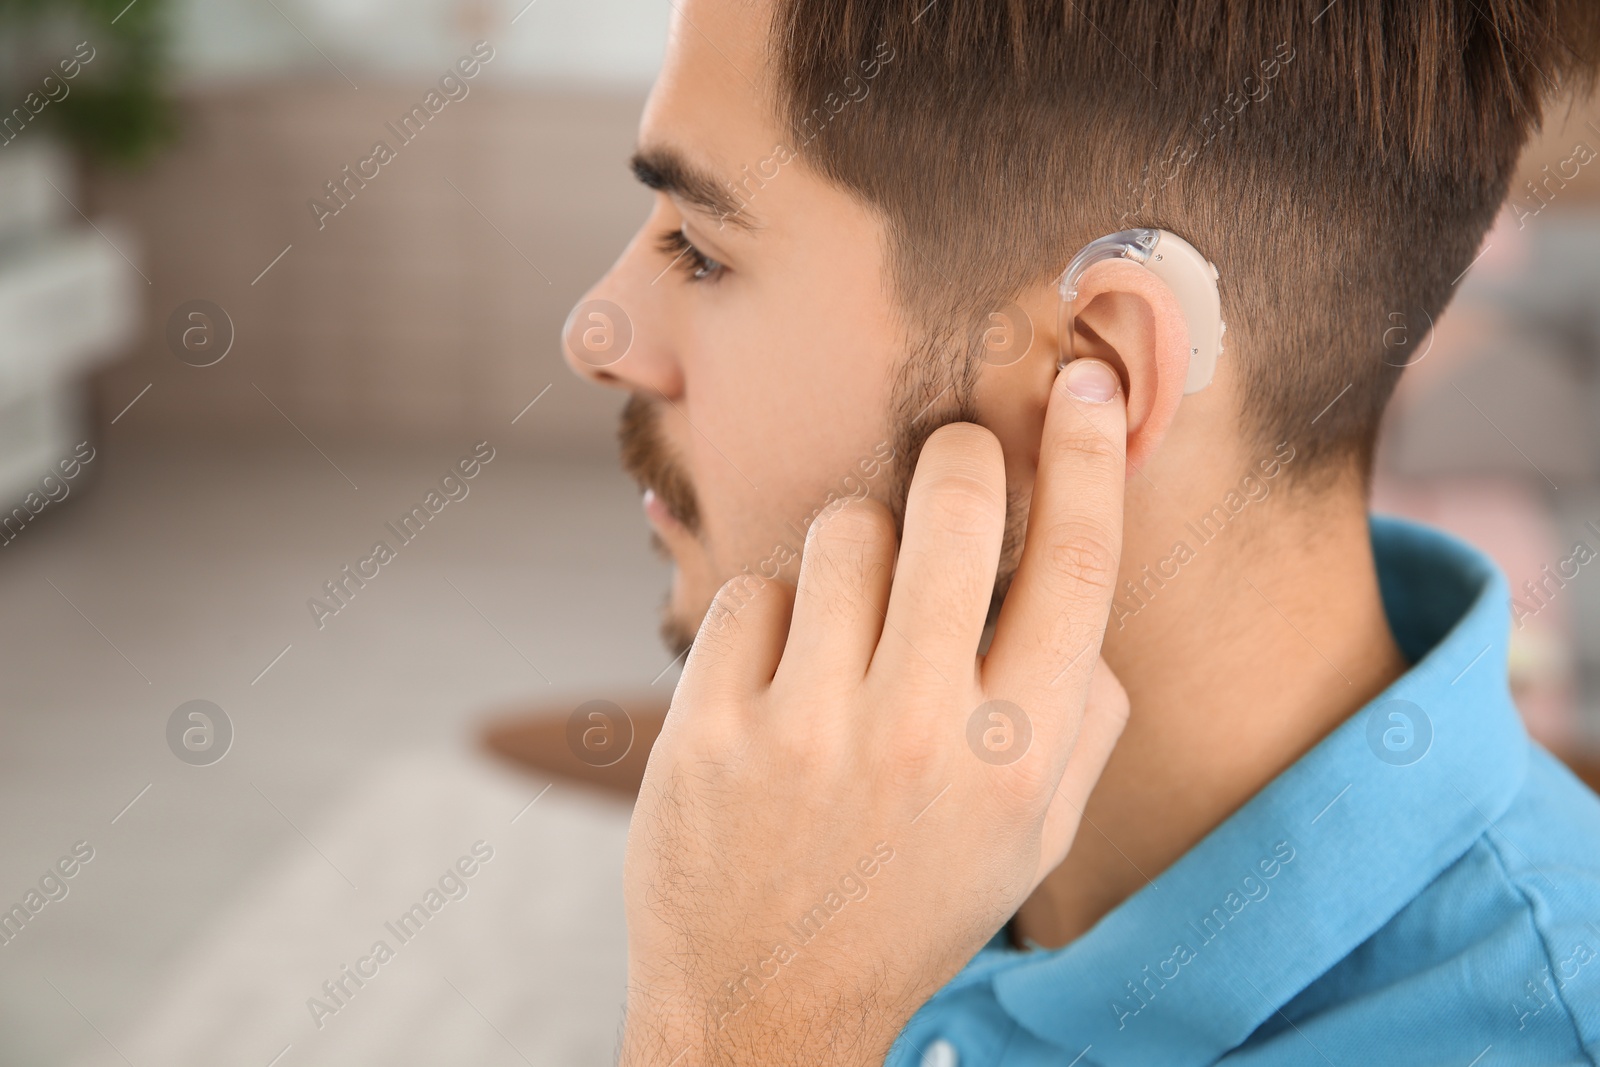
[0,1,1597,1064]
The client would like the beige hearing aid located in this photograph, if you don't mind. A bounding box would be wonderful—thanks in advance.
[1057,228,1224,394]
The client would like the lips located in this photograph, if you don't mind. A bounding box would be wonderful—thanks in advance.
[642,486,685,533]
[619,394,701,537]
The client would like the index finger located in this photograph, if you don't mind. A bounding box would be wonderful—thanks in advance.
[983,359,1127,708]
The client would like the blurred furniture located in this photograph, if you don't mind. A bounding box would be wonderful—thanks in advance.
[0,141,136,502]
[483,696,666,798]
[1376,196,1600,752]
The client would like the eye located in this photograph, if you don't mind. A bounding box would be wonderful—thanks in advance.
[656,229,725,283]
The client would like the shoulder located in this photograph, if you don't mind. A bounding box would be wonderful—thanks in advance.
[1237,748,1600,1065]
[1486,748,1600,1056]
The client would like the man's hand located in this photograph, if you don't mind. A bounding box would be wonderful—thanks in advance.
[619,360,1132,1066]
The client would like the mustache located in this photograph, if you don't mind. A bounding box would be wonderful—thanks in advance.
[618,394,701,535]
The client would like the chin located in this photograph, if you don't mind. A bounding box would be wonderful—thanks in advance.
[652,562,707,659]
[658,591,701,659]
[652,534,727,653]
[643,530,690,654]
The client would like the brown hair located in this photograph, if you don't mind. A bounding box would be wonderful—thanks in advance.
[770,0,1600,479]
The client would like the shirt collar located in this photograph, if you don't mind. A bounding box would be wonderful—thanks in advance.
[989,516,1529,1066]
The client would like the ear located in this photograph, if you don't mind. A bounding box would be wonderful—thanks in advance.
[971,261,1192,483]
[1065,258,1193,471]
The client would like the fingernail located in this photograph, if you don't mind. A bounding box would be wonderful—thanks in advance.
[1063,359,1119,403]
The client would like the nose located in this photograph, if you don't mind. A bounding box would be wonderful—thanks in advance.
[561,223,684,398]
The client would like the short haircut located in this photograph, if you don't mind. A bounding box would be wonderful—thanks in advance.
[769,1,1600,480]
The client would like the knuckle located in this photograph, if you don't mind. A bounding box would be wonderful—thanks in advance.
[879,723,944,789]
[1040,520,1120,593]
[922,471,1004,537]
[1104,683,1132,724]
[686,577,769,665]
[1099,695,1132,739]
[939,489,1003,539]
[676,708,748,770]
[712,572,767,617]
[1057,426,1122,468]
[684,614,735,671]
[866,706,944,783]
[1091,666,1132,727]
[694,605,739,652]
[919,427,1004,495]
[767,715,848,777]
[809,497,894,556]
[995,757,1055,811]
[925,421,1003,466]
[765,728,824,780]
[802,502,895,615]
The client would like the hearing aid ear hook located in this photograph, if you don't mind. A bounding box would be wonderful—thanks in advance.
[1056,228,1224,395]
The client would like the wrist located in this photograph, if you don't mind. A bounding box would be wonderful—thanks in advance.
[618,983,905,1067]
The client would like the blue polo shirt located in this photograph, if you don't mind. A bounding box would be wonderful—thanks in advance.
[888,516,1600,1067]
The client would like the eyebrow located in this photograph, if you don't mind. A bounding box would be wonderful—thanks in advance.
[630,146,759,231]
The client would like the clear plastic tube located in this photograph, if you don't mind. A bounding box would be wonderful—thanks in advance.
[1055,229,1161,370]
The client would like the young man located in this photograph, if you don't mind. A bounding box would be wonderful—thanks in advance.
[560,1,1600,1063]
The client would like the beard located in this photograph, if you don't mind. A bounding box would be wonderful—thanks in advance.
[617,393,707,657]
[619,331,1029,662]
[619,393,702,538]
[880,333,1030,640]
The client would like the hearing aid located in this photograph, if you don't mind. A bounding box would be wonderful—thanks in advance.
[1057,228,1224,394]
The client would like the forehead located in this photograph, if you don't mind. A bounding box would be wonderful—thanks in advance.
[638,0,781,189]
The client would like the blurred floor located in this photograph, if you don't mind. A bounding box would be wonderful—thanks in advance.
[0,438,673,1066]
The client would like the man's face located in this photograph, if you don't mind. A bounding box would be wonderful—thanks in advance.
[563,0,927,652]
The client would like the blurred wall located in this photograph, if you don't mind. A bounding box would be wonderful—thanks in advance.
[87,81,649,457]
[169,0,668,85]
[1513,93,1600,203]
[80,0,666,458]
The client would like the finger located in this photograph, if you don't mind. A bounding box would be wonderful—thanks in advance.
[985,360,1126,717]
[776,497,896,683]
[677,573,794,702]
[1034,659,1130,888]
[876,423,1006,683]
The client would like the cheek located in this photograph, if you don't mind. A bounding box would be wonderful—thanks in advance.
[681,289,896,579]
[670,178,899,600]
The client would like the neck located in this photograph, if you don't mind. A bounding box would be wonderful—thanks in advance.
[1013,466,1407,949]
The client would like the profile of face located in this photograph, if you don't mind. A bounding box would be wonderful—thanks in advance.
[564,0,1132,658]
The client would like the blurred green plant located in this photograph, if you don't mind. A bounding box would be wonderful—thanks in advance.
[0,0,174,166]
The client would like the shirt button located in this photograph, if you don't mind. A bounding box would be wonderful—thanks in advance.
[921,1038,959,1067]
